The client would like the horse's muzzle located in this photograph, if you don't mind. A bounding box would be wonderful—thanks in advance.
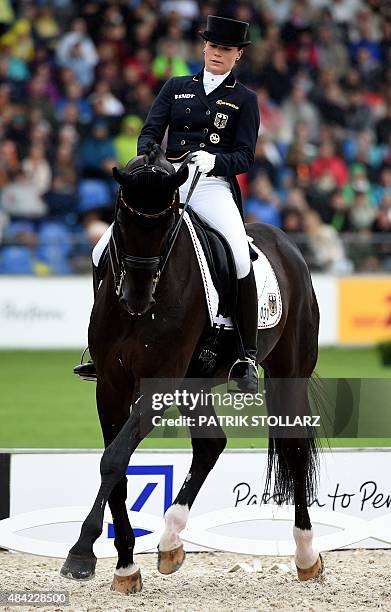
[119,297,155,317]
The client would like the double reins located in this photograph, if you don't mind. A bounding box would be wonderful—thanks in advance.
[159,163,201,278]
[109,155,201,299]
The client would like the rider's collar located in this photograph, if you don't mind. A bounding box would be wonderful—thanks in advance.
[203,67,231,89]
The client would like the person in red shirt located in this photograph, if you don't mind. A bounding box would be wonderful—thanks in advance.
[310,141,348,190]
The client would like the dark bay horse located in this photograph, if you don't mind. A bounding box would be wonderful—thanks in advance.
[60,145,322,593]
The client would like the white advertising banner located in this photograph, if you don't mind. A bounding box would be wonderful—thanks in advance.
[0,276,336,348]
[312,274,337,345]
[1,449,390,557]
[0,277,92,348]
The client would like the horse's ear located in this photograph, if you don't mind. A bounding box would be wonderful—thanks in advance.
[173,163,189,188]
[164,165,189,191]
[113,167,131,186]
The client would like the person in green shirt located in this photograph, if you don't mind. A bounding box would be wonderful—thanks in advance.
[113,115,143,167]
[342,163,376,208]
[152,40,191,79]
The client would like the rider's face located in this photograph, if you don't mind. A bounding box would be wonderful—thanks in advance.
[203,41,243,75]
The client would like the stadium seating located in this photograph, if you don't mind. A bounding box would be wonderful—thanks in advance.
[0,246,34,274]
[36,222,72,274]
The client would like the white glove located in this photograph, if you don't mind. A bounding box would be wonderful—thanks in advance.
[191,150,216,174]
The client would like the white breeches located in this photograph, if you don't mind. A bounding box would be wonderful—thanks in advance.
[92,224,112,267]
[92,163,251,279]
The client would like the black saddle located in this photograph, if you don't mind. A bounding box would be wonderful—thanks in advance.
[185,207,258,319]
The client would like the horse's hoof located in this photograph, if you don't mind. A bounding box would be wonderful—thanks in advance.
[157,544,186,575]
[60,552,97,581]
[296,553,324,581]
[111,569,143,594]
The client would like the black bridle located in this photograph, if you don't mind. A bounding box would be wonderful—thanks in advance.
[109,159,201,301]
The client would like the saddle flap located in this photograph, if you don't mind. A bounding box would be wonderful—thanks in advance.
[183,212,282,331]
[186,207,236,317]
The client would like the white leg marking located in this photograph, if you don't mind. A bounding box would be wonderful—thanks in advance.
[293,526,319,569]
[114,563,139,577]
[159,504,189,552]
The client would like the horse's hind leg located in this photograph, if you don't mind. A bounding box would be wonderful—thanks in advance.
[264,323,323,581]
[157,397,227,574]
[264,374,322,580]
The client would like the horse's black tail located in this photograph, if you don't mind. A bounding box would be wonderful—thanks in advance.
[263,375,322,505]
[264,433,319,505]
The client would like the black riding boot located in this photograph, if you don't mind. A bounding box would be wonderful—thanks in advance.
[228,266,259,393]
[73,263,99,381]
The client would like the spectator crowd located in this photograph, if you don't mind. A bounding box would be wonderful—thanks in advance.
[0,0,390,274]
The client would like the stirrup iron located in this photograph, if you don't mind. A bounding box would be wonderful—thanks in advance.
[227,357,259,394]
[73,347,97,382]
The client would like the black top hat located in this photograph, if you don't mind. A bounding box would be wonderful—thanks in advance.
[199,15,251,47]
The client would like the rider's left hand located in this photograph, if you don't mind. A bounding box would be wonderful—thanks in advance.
[191,151,216,174]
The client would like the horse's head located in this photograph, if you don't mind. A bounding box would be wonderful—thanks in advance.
[111,144,189,316]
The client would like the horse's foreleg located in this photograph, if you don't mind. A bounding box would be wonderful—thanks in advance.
[60,394,155,582]
[104,430,141,590]
[108,476,142,594]
[99,401,137,567]
[108,477,135,568]
[98,381,142,593]
[158,404,227,574]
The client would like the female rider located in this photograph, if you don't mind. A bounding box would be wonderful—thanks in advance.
[75,15,260,392]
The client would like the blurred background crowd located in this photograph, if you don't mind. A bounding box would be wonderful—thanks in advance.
[0,0,390,275]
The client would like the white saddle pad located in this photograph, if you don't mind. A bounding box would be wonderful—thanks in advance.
[183,213,282,330]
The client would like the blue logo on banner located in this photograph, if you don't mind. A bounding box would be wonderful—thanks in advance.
[107,465,173,539]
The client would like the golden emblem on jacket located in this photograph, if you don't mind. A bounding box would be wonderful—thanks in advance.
[210,133,220,144]
[216,99,239,110]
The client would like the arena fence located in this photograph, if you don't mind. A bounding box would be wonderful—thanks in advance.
[0,274,390,348]
[0,448,390,558]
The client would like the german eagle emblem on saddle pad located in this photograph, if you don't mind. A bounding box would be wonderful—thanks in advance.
[183,214,282,330]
